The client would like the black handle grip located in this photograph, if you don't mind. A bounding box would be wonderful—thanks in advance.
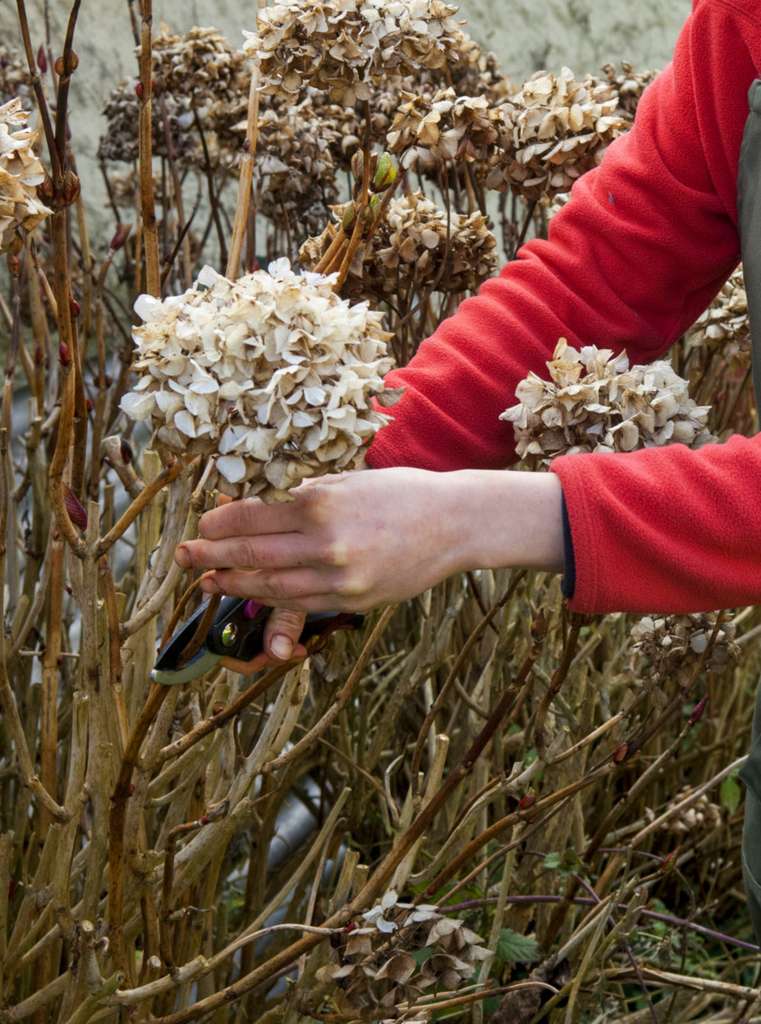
[206,599,363,661]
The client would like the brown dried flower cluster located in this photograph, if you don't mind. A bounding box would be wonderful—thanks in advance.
[243,0,466,106]
[686,267,750,370]
[631,613,740,682]
[0,45,30,107]
[100,28,250,168]
[318,892,490,1014]
[602,61,658,117]
[489,67,629,199]
[150,26,244,103]
[453,49,511,104]
[98,80,196,164]
[657,786,723,836]
[501,339,715,467]
[300,191,497,299]
[120,260,395,501]
[388,87,501,175]
[0,99,51,254]
[252,96,341,238]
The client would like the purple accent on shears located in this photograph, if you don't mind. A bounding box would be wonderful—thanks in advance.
[244,599,265,620]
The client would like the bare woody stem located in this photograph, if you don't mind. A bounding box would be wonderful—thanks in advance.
[138,0,160,296]
[108,684,171,974]
[226,63,261,279]
[96,457,191,557]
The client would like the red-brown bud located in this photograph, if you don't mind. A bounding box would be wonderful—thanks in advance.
[58,343,71,367]
[38,175,55,206]
[660,850,677,873]
[518,793,536,811]
[612,742,629,764]
[135,81,144,99]
[110,223,131,251]
[62,170,81,206]
[63,484,88,530]
[85,398,94,413]
[54,51,79,77]
[69,297,80,319]
[120,439,134,465]
[688,696,708,726]
[37,46,48,74]
[34,346,44,367]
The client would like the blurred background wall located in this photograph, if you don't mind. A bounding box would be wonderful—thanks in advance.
[1,0,690,203]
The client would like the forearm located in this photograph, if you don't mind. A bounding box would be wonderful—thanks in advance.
[445,469,565,576]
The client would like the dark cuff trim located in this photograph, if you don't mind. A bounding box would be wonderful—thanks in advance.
[561,495,577,600]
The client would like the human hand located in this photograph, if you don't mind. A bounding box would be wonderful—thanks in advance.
[175,467,565,661]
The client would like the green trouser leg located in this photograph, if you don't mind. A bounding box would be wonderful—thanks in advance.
[737,77,761,945]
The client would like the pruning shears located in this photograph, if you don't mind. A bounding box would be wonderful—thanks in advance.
[151,595,364,685]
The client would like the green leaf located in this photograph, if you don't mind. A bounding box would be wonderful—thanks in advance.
[543,852,562,871]
[495,928,539,965]
[721,774,742,815]
[411,946,434,967]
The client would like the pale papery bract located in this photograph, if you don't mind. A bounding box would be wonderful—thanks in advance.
[0,98,51,254]
[500,338,715,466]
[631,612,740,683]
[602,60,659,117]
[388,86,502,178]
[685,266,750,370]
[242,0,467,107]
[488,66,630,200]
[120,260,395,501]
[300,191,497,300]
[318,891,490,1012]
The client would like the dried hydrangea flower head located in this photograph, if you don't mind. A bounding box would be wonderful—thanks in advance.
[388,87,501,177]
[0,99,51,254]
[0,45,30,107]
[120,259,395,501]
[98,79,196,164]
[631,613,739,684]
[217,92,341,238]
[318,892,490,1012]
[501,338,715,467]
[150,26,244,105]
[685,266,750,371]
[489,67,629,199]
[302,191,497,301]
[453,48,511,104]
[656,786,723,835]
[602,61,658,117]
[243,0,466,106]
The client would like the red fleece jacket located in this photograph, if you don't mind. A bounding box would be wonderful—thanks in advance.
[366,0,761,615]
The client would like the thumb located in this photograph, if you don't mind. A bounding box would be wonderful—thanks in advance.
[264,607,307,662]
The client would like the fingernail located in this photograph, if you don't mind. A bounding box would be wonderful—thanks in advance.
[270,635,293,661]
[175,545,191,570]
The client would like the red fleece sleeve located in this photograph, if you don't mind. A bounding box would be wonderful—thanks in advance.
[551,435,761,614]
[367,1,761,614]
[368,0,752,473]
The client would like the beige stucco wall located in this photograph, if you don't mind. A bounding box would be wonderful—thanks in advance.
[2,0,690,210]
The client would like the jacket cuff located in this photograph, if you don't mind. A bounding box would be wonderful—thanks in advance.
[550,456,600,613]
[560,495,577,600]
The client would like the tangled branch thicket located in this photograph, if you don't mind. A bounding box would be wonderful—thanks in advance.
[0,2,758,1022]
